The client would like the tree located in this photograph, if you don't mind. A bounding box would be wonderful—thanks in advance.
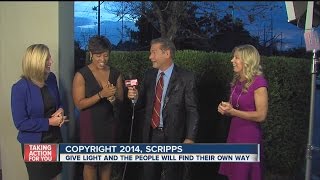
[174,3,218,51]
[107,1,281,53]
[106,1,189,41]
[131,2,161,50]
[211,14,260,52]
[280,47,314,59]
[151,1,188,40]
[74,40,86,71]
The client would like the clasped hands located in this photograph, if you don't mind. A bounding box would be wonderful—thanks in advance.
[217,101,234,116]
[100,81,116,103]
[49,108,68,127]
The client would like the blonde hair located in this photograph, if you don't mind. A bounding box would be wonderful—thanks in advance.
[231,44,263,92]
[21,44,50,83]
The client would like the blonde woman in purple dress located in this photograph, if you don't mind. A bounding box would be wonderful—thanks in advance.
[218,44,268,180]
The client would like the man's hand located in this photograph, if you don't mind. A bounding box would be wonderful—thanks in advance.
[127,86,138,100]
[183,139,194,144]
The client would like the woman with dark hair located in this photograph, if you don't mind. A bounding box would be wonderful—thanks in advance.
[72,35,124,180]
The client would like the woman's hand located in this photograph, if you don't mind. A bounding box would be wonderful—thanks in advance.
[49,115,67,127]
[50,108,69,127]
[100,81,116,98]
[58,116,68,127]
[52,108,64,117]
[218,101,234,116]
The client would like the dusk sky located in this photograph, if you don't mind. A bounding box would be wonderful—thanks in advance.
[74,1,318,50]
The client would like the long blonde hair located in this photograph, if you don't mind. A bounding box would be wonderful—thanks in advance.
[21,44,50,83]
[230,44,263,92]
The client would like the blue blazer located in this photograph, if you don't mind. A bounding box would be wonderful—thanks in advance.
[11,72,62,143]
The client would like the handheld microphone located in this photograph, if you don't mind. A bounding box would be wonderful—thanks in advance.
[125,79,138,104]
[122,77,138,180]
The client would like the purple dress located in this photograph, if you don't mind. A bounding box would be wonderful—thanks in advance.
[219,75,268,180]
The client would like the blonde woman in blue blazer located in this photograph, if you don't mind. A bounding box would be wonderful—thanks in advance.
[11,44,67,180]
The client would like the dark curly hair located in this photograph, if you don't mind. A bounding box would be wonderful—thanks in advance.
[88,35,112,54]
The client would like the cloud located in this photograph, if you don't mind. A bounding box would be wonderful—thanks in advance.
[74,1,121,22]
[74,17,137,48]
[77,25,96,29]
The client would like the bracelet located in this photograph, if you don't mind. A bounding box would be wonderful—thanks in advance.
[98,92,102,99]
[108,96,116,103]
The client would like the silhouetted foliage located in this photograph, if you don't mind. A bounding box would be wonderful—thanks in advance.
[130,2,161,50]
[128,4,259,52]
[280,47,315,59]
[210,14,260,52]
[74,40,86,72]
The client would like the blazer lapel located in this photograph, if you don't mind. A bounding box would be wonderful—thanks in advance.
[148,69,158,103]
[163,65,179,109]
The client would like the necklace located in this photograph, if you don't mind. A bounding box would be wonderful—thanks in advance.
[229,84,242,109]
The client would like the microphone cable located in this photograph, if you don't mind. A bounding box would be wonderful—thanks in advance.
[129,100,136,143]
[121,100,136,180]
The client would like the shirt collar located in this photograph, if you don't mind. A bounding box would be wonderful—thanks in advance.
[158,63,174,78]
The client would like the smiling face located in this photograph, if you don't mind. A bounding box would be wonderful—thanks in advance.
[90,51,109,69]
[45,53,53,74]
[230,44,262,83]
[231,51,244,75]
[149,43,172,71]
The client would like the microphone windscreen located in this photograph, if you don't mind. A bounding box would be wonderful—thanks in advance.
[127,72,133,80]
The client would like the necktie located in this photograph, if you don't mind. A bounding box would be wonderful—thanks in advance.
[151,72,164,129]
